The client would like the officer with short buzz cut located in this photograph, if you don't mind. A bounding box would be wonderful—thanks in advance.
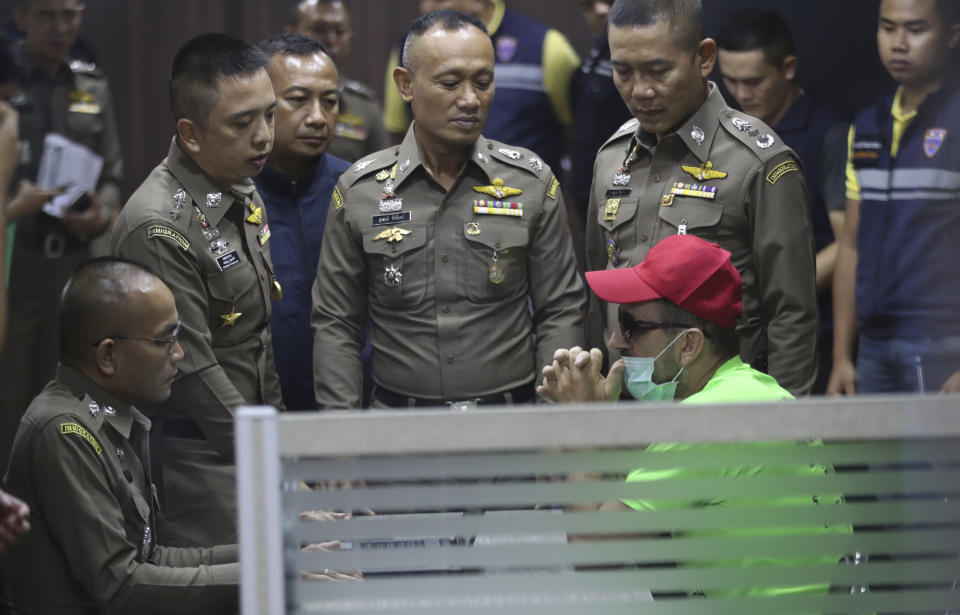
[111,33,283,548]
[586,0,819,396]
[313,10,584,409]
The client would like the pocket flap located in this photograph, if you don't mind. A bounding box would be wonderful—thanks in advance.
[658,198,723,230]
[597,197,640,232]
[362,223,427,257]
[462,221,528,250]
[207,260,258,303]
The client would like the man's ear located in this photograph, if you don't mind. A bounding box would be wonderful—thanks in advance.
[176,118,202,155]
[781,54,798,82]
[696,37,717,78]
[678,328,706,367]
[93,339,118,377]
[394,66,414,103]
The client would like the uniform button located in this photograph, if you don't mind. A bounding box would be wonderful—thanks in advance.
[724,110,733,118]
[652,174,660,183]
[442,305,450,314]
[640,233,649,242]
[447,354,455,364]
[441,253,449,263]
[260,274,265,281]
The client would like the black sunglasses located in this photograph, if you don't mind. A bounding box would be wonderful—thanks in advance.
[617,310,688,340]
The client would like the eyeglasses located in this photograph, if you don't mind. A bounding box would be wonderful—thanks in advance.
[91,320,183,355]
[617,310,688,341]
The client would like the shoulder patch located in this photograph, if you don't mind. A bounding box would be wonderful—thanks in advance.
[147,225,190,251]
[332,186,344,211]
[766,160,800,185]
[546,176,560,200]
[59,423,102,455]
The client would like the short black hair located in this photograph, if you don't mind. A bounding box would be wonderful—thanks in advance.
[401,10,489,72]
[258,32,330,60]
[716,9,795,67]
[609,0,704,55]
[59,257,159,365]
[169,33,269,127]
[289,0,348,24]
[650,299,741,360]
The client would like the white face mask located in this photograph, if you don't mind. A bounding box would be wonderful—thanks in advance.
[621,330,686,401]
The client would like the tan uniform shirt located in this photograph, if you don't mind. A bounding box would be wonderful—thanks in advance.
[111,138,282,545]
[312,127,584,408]
[2,366,237,613]
[585,84,818,395]
[325,79,390,164]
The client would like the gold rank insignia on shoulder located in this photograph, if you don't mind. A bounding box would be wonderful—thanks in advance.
[374,226,411,243]
[546,176,560,200]
[220,307,243,327]
[246,202,263,225]
[67,89,100,114]
[473,177,523,199]
[681,161,728,182]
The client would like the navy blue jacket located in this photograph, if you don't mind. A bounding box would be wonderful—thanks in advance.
[485,10,564,174]
[254,153,350,409]
[851,77,960,339]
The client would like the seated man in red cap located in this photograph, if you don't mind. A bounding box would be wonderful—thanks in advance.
[538,234,791,404]
[539,235,846,599]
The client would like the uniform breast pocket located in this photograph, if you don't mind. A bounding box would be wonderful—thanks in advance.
[658,197,724,241]
[462,221,529,303]
[362,224,428,308]
[206,260,260,346]
[598,197,640,264]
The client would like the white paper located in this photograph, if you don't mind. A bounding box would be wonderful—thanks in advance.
[35,133,103,218]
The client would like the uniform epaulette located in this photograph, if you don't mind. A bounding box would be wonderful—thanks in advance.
[341,79,376,100]
[485,140,549,180]
[600,117,639,150]
[340,148,396,189]
[717,109,790,161]
[68,58,101,76]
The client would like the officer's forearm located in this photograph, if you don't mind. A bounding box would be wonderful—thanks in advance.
[168,367,246,461]
[152,543,237,567]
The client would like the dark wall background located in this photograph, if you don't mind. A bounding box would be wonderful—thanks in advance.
[3,0,890,201]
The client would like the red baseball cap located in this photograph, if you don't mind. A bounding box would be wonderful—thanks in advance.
[585,235,742,330]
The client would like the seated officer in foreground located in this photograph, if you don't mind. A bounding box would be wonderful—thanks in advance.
[539,234,791,404]
[2,258,238,613]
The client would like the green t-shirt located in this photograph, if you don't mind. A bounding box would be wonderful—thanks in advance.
[623,357,849,598]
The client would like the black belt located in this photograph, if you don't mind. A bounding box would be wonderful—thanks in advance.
[374,382,535,408]
[158,418,206,440]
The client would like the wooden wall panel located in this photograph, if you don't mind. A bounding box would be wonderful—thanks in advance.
[1,1,886,201]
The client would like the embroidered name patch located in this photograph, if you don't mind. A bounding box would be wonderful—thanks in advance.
[216,251,241,272]
[332,187,344,210]
[474,200,523,217]
[60,423,102,455]
[373,212,412,226]
[546,176,560,200]
[605,189,632,198]
[766,160,800,185]
[146,225,190,251]
[670,182,717,199]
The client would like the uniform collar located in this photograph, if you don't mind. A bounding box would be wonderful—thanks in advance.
[394,123,494,190]
[55,364,149,439]
[636,81,723,164]
[165,137,257,227]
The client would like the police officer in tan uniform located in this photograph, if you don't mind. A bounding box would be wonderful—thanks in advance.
[289,0,390,162]
[312,10,584,409]
[2,259,238,612]
[1,0,123,466]
[111,34,282,547]
[586,0,818,395]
